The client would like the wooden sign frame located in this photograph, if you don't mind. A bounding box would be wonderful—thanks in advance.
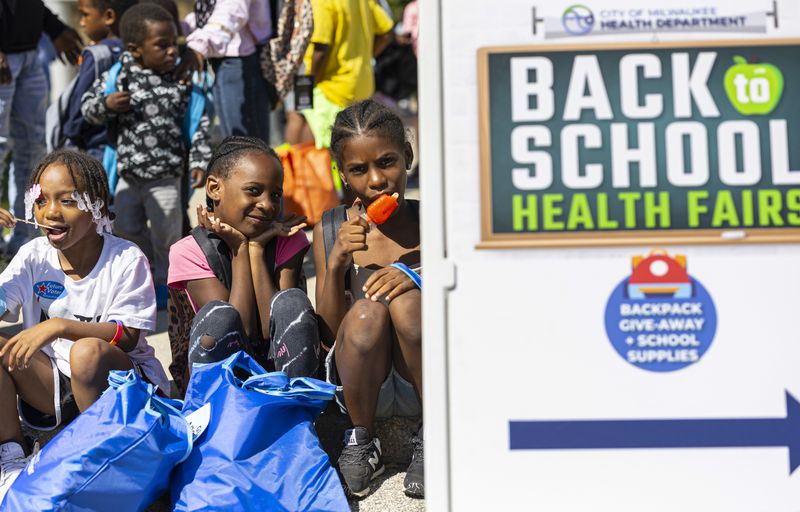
[477,38,800,248]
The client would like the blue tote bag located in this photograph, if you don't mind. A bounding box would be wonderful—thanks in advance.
[171,351,348,512]
[2,371,192,512]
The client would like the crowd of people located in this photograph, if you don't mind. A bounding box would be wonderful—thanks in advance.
[0,0,422,504]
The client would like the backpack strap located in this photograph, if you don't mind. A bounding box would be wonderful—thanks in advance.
[191,226,233,290]
[86,44,113,79]
[102,61,124,195]
[104,61,123,96]
[182,73,207,145]
[321,205,350,289]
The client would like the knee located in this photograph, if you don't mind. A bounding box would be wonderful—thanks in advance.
[189,301,244,362]
[69,338,106,384]
[270,288,313,318]
[389,290,421,344]
[340,299,391,356]
[190,300,243,342]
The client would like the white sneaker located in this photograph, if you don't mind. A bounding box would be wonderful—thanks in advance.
[0,442,28,501]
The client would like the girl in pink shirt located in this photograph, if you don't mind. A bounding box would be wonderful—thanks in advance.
[167,136,318,393]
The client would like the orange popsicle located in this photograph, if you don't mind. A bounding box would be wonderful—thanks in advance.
[366,193,399,224]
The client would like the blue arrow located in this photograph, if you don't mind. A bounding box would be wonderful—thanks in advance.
[510,391,800,474]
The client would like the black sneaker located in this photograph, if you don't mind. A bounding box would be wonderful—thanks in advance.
[338,426,384,498]
[403,423,424,498]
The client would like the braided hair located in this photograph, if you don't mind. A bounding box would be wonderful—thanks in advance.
[29,149,114,221]
[330,99,408,170]
[205,135,282,210]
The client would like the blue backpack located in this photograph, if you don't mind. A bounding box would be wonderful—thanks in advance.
[45,44,115,152]
[102,63,208,195]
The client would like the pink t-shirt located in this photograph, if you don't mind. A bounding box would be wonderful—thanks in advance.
[168,231,310,312]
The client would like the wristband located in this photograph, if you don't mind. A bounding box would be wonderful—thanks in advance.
[390,262,421,289]
[109,320,123,346]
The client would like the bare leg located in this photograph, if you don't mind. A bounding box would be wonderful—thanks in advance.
[0,368,24,449]
[0,337,57,452]
[69,338,134,411]
[335,300,392,436]
[284,111,315,145]
[388,289,422,402]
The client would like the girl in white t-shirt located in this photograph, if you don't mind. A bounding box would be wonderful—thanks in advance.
[0,150,167,496]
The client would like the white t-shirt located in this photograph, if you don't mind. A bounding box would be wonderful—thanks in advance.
[0,235,169,391]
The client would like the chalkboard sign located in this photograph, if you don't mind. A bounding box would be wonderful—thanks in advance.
[478,39,800,247]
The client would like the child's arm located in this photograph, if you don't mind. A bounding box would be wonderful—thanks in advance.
[248,216,308,340]
[312,210,369,345]
[0,320,140,371]
[186,205,260,338]
[81,71,129,125]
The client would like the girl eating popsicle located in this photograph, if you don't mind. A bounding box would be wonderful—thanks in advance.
[313,99,423,500]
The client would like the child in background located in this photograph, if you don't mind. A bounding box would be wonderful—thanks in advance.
[313,100,423,499]
[62,0,137,159]
[286,0,393,147]
[82,4,212,309]
[0,150,167,498]
[167,136,319,392]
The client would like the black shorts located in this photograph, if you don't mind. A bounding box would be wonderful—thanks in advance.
[18,359,78,431]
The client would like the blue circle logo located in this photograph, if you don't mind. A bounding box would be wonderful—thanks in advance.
[604,252,717,372]
[562,4,595,36]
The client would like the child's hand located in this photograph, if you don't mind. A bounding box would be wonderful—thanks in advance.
[330,213,369,269]
[362,266,418,302]
[0,207,16,228]
[52,28,83,65]
[105,92,131,113]
[175,48,205,84]
[0,319,62,371]
[190,168,206,188]
[249,214,308,248]
[196,205,247,251]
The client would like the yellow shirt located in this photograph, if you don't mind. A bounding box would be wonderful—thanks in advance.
[303,0,394,107]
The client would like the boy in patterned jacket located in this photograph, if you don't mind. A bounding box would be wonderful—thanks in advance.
[82,3,211,308]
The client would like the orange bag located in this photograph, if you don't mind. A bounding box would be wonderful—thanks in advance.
[276,142,341,226]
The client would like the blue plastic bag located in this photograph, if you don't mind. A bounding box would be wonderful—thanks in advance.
[171,351,348,512]
[1,370,192,512]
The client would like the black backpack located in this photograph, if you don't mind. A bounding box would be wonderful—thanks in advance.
[320,205,351,289]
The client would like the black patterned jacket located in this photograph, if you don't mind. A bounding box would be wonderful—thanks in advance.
[82,52,212,181]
